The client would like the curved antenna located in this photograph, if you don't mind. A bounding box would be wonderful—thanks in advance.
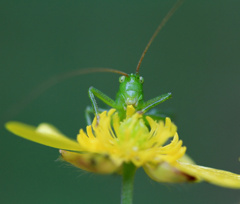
[136,0,184,73]
[1,68,128,124]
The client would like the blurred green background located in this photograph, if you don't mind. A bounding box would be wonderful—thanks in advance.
[1,0,240,203]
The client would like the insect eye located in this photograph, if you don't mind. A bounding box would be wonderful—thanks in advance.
[119,76,125,83]
[139,76,144,84]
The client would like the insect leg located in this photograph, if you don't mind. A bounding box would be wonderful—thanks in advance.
[144,107,175,122]
[85,106,94,126]
[138,93,172,114]
[88,86,117,123]
[85,106,108,125]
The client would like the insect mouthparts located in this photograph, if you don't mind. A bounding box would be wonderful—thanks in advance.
[125,98,138,106]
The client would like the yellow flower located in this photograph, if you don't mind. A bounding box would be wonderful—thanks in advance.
[5,106,240,188]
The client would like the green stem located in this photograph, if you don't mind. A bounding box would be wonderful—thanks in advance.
[121,162,136,204]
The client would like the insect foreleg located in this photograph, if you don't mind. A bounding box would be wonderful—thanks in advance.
[138,93,172,114]
[85,106,108,125]
[88,86,117,121]
[85,106,94,126]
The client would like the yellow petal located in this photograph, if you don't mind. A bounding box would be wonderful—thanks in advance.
[126,105,136,117]
[175,161,240,188]
[6,121,81,151]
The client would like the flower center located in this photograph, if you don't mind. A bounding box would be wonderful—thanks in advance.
[77,107,186,166]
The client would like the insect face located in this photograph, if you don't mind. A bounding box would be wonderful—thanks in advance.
[118,73,144,107]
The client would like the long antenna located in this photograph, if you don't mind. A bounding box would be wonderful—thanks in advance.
[1,68,127,124]
[136,0,184,73]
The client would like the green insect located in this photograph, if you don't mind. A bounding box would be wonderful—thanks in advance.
[86,1,183,124]
[2,0,183,125]
[86,72,171,124]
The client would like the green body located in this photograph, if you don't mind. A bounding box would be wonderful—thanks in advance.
[115,74,144,119]
[86,73,172,124]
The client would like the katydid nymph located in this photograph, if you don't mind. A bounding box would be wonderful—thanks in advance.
[86,0,183,124]
[2,0,183,125]
[86,73,172,125]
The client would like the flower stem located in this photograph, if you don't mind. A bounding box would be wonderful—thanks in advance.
[121,162,136,204]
